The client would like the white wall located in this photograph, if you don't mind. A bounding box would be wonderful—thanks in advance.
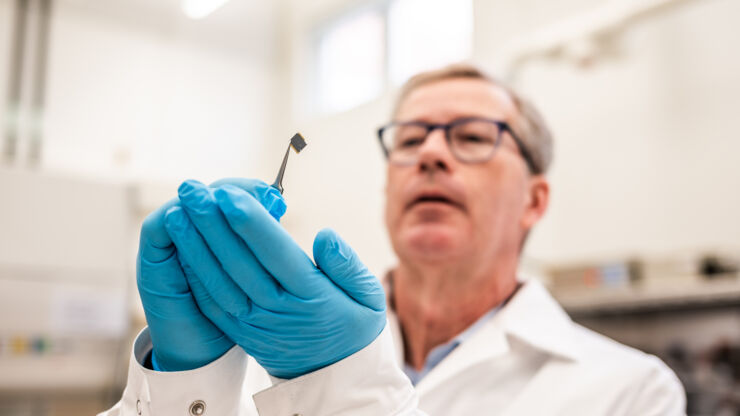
[281,0,740,277]
[41,0,284,186]
[482,0,740,263]
[277,95,398,278]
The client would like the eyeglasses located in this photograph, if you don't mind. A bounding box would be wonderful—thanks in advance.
[377,117,536,172]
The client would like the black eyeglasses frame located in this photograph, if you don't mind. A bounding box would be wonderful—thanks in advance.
[377,117,537,173]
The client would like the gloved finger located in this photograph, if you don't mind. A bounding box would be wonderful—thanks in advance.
[214,185,329,299]
[149,304,233,371]
[184,270,284,352]
[164,206,254,319]
[139,198,181,263]
[137,249,189,300]
[313,228,386,312]
[178,260,253,339]
[177,180,288,311]
[137,196,193,298]
[209,178,287,221]
[138,244,235,371]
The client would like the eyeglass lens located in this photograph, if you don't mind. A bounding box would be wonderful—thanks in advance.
[384,119,501,164]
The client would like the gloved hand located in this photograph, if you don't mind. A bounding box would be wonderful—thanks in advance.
[165,179,387,379]
[137,178,287,371]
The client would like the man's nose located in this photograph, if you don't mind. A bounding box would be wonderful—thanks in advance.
[417,129,454,173]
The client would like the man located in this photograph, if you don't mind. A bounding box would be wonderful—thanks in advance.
[101,64,685,416]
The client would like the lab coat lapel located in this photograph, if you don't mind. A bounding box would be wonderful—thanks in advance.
[497,280,584,415]
[415,313,511,396]
[499,360,573,416]
[387,309,406,368]
[386,304,511,395]
[498,279,582,363]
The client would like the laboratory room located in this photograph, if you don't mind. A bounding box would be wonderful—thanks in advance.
[1,0,739,414]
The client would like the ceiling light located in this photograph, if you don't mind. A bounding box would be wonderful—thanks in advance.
[181,0,231,20]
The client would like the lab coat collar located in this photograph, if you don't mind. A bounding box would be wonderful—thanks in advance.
[385,275,582,394]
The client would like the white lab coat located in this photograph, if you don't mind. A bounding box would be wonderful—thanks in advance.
[100,278,686,416]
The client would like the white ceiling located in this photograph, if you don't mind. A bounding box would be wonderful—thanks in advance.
[54,0,284,57]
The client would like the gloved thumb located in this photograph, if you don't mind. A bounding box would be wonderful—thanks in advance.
[313,228,386,312]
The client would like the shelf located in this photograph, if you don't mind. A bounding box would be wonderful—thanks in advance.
[552,274,740,317]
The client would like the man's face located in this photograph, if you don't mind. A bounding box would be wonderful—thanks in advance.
[384,78,537,267]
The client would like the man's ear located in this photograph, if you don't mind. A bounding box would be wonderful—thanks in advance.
[521,175,549,231]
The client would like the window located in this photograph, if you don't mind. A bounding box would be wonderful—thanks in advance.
[388,0,473,85]
[316,8,385,113]
[314,0,473,114]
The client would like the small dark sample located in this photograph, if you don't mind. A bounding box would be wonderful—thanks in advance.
[272,132,307,195]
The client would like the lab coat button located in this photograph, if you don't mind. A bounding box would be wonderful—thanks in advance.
[189,400,206,415]
[135,399,142,415]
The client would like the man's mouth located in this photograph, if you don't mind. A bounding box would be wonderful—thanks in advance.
[406,192,464,211]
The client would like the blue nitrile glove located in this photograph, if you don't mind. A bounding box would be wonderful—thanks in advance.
[137,178,287,371]
[164,179,387,379]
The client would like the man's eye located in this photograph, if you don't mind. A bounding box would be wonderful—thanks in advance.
[459,134,490,144]
[397,137,425,148]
